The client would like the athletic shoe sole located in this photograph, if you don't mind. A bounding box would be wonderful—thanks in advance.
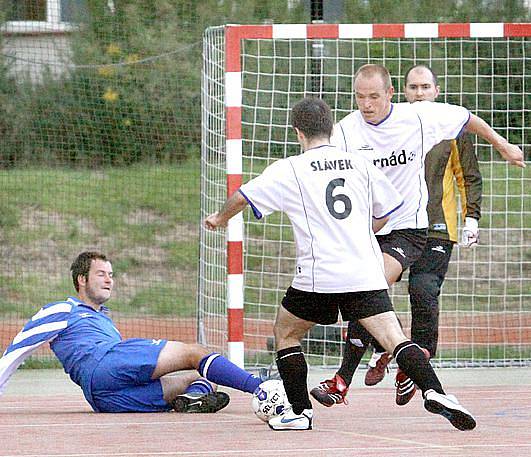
[172,391,230,413]
[268,419,312,431]
[268,423,312,431]
[268,410,313,431]
[309,387,342,407]
[424,393,476,431]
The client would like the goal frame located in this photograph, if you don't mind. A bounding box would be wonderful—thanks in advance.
[204,22,531,367]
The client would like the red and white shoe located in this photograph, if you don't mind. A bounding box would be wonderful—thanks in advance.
[364,351,392,386]
[310,374,349,407]
[395,347,431,405]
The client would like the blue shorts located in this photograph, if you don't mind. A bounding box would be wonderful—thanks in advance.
[90,338,170,413]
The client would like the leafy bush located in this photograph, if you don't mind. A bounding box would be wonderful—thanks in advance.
[0,0,528,166]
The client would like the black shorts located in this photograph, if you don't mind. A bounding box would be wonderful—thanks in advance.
[410,237,454,278]
[377,228,427,273]
[281,287,393,325]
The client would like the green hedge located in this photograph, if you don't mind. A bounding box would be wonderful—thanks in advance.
[0,0,528,166]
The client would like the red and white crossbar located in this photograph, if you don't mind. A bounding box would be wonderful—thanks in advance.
[223,22,530,367]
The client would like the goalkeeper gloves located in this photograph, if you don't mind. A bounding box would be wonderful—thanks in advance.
[461,217,479,247]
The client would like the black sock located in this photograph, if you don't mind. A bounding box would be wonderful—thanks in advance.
[393,341,444,395]
[337,321,372,385]
[372,340,386,353]
[276,346,312,414]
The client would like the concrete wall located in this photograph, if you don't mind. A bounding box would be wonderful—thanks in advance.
[2,33,71,83]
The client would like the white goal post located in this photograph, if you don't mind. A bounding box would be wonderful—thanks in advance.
[199,22,530,369]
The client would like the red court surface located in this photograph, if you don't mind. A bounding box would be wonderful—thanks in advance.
[2,369,530,457]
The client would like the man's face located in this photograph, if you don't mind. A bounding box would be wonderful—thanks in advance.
[404,67,440,102]
[81,259,113,306]
[354,74,394,124]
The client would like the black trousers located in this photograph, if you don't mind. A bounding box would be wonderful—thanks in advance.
[407,238,453,357]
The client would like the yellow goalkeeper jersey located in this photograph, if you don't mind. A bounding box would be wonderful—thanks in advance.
[425,134,482,242]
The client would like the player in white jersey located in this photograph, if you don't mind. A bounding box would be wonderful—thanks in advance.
[311,64,524,408]
[205,97,477,432]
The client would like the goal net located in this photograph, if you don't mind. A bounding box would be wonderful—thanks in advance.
[0,1,203,362]
[200,23,531,369]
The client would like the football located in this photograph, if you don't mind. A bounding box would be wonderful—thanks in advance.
[251,379,290,422]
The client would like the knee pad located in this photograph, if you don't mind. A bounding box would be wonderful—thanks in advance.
[409,273,441,303]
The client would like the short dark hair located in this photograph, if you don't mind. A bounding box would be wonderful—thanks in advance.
[354,64,392,90]
[404,64,439,87]
[291,97,333,139]
[70,251,109,292]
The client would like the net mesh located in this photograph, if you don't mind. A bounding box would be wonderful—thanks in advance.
[200,26,530,368]
[0,1,203,362]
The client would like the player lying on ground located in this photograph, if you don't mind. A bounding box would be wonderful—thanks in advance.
[310,63,523,409]
[205,97,476,432]
[0,251,264,413]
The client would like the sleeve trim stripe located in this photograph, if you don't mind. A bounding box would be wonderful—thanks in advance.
[456,111,471,139]
[0,342,44,395]
[374,200,404,220]
[238,189,263,219]
[12,321,68,346]
[31,303,72,321]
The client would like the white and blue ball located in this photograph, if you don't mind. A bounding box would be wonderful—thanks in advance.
[251,379,290,422]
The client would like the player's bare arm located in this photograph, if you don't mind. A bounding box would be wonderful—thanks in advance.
[465,114,525,168]
[372,215,389,234]
[204,191,248,230]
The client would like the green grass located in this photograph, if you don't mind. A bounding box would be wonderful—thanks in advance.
[0,160,201,235]
[0,276,72,316]
[1,161,528,322]
[437,345,531,363]
[121,284,197,316]
[479,162,530,228]
[18,357,63,369]
[0,158,201,317]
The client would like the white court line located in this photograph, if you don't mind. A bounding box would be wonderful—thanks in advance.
[2,387,528,405]
[318,425,445,449]
[0,418,246,428]
[0,405,88,410]
[0,409,528,429]
[1,444,531,457]
[0,398,74,405]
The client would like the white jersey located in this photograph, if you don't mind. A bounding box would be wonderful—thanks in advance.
[331,101,470,235]
[239,144,403,293]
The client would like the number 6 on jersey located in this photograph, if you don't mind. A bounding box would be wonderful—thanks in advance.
[326,178,352,219]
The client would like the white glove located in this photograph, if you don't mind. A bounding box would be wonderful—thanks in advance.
[461,217,479,247]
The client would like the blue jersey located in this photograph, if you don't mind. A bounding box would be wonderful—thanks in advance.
[51,297,122,404]
[0,296,122,407]
[2,296,261,413]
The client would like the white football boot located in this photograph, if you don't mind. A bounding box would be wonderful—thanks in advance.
[423,389,476,431]
[268,407,313,431]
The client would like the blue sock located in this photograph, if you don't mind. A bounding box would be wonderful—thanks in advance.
[184,378,214,395]
[198,353,261,394]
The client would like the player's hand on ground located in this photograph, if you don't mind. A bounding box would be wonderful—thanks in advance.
[204,213,226,230]
[460,217,479,248]
[498,143,525,168]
